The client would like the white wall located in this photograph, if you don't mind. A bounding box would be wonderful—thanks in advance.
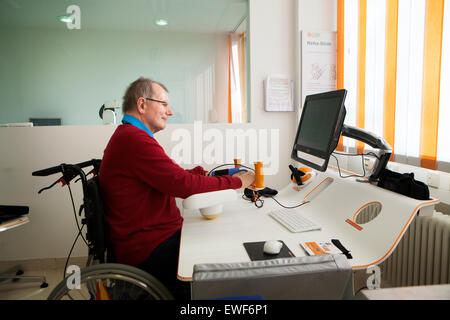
[0,126,115,261]
[0,0,299,261]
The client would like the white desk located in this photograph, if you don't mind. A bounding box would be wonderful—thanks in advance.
[356,284,450,300]
[0,216,29,233]
[177,168,438,281]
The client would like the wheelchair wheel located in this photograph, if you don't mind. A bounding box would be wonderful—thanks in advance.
[48,263,174,300]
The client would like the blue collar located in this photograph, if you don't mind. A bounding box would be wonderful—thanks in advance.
[122,114,154,139]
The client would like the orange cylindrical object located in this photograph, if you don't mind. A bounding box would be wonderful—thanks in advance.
[253,161,265,189]
[234,158,242,168]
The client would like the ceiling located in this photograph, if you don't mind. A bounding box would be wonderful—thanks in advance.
[0,0,248,33]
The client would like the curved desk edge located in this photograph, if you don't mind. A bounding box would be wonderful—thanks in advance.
[351,198,439,269]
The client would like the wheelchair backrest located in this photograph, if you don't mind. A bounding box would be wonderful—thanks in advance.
[84,175,109,263]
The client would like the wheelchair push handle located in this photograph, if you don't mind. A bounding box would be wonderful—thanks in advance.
[32,159,101,177]
[33,159,101,194]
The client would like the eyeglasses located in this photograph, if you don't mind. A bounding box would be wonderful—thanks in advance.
[145,97,169,108]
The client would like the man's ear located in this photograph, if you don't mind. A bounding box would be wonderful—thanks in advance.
[136,97,146,114]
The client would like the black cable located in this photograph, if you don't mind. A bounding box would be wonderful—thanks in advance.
[63,182,89,280]
[331,153,367,179]
[242,191,309,209]
[333,151,381,160]
[62,224,85,280]
[242,192,264,208]
[270,197,310,209]
[207,163,255,176]
[67,183,89,246]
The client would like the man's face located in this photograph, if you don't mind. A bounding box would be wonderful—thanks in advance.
[141,83,173,134]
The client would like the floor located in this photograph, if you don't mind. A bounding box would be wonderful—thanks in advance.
[0,257,87,300]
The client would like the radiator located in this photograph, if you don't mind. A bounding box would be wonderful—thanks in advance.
[379,211,450,287]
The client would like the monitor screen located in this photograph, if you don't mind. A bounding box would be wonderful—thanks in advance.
[29,118,62,126]
[291,89,347,171]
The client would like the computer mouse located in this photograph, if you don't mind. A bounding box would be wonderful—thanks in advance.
[263,240,283,255]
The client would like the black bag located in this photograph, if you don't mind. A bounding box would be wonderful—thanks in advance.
[377,169,430,200]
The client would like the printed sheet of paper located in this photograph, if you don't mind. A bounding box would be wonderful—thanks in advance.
[264,75,294,112]
[300,241,342,256]
[301,31,337,106]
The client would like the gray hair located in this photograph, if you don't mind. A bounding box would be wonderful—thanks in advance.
[122,77,168,113]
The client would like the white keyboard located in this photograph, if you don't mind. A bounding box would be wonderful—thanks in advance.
[269,208,321,233]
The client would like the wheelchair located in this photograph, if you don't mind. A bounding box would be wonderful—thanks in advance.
[33,159,174,300]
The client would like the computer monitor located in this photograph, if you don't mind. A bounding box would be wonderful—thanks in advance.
[29,118,61,126]
[291,89,347,172]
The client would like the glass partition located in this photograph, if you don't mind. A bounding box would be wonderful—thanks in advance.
[0,0,249,126]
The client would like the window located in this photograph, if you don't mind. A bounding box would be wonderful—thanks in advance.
[228,26,248,123]
[337,0,449,172]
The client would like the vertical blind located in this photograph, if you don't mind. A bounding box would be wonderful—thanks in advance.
[228,32,247,123]
[337,0,449,172]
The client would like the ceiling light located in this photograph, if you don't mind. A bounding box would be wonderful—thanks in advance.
[58,15,73,23]
[155,19,168,26]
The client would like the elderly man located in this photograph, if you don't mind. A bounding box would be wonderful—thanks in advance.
[99,77,255,299]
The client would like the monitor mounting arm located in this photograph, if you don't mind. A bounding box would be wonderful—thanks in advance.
[341,125,392,183]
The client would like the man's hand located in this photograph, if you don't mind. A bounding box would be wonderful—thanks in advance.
[233,171,256,189]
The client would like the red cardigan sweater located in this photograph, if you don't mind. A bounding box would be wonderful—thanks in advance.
[99,124,242,266]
